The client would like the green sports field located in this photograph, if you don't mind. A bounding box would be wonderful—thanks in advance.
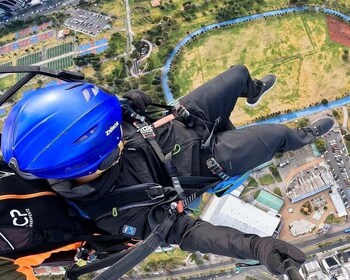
[170,12,350,125]
[47,56,74,69]
[16,52,42,80]
[17,52,41,66]
[46,42,74,59]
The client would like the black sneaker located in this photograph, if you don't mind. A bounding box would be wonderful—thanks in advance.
[300,117,334,137]
[246,74,277,107]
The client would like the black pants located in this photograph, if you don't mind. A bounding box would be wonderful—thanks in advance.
[162,65,316,258]
[111,66,315,260]
[181,64,314,176]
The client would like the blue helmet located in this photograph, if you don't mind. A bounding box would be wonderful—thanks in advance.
[1,82,123,179]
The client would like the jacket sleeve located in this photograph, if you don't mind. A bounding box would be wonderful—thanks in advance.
[166,214,258,260]
[0,258,28,280]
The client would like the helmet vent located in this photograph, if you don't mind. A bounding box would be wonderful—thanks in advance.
[92,86,99,96]
[74,125,98,144]
[82,89,91,102]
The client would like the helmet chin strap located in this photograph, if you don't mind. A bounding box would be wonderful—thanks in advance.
[75,138,125,185]
[75,172,104,185]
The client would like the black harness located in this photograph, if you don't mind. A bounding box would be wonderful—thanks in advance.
[65,101,231,280]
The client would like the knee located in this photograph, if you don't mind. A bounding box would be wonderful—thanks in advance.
[229,64,249,74]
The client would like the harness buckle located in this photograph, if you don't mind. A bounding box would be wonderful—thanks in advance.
[74,247,91,262]
[147,185,165,200]
[139,125,155,139]
[206,158,222,173]
[173,100,190,121]
[171,177,184,199]
[206,158,230,181]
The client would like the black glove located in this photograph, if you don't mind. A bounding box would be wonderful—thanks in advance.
[122,90,152,114]
[251,236,306,275]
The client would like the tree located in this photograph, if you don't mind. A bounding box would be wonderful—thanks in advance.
[315,138,326,153]
[297,118,308,128]
[36,79,43,88]
[125,60,132,67]
[274,187,282,197]
[342,52,348,61]
[321,98,328,105]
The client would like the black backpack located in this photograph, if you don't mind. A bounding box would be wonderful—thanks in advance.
[0,165,96,260]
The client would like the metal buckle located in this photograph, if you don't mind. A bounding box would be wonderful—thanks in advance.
[140,125,155,139]
[148,185,165,200]
[172,100,190,120]
[74,247,89,262]
[206,158,222,174]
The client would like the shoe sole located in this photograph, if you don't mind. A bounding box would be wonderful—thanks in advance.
[246,76,277,108]
[310,116,334,135]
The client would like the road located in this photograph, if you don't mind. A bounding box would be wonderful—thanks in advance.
[123,228,350,280]
[342,106,349,130]
[130,39,152,77]
[124,0,134,54]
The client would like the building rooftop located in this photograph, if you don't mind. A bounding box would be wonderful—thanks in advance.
[304,260,323,274]
[201,194,281,237]
[329,189,347,217]
[286,163,333,203]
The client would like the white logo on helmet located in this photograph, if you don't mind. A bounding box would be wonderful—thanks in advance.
[105,121,120,136]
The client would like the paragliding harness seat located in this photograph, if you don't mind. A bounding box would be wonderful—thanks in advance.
[0,66,251,280]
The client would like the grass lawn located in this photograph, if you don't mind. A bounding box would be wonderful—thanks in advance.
[170,12,350,125]
[99,0,125,19]
[0,75,15,91]
[273,173,283,182]
[345,140,350,155]
[259,174,276,186]
[325,213,345,225]
[140,248,188,272]
[81,66,96,78]
[100,60,121,76]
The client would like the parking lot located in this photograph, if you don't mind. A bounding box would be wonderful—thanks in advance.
[64,9,110,37]
[324,129,350,209]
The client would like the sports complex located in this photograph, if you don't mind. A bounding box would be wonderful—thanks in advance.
[0,21,109,91]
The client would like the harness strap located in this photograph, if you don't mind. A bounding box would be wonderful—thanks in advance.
[65,213,177,280]
[135,122,179,179]
[202,117,231,181]
[43,229,129,243]
[79,183,172,220]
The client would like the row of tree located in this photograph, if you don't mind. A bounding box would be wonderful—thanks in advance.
[73,53,102,71]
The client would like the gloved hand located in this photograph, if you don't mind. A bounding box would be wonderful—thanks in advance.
[122,90,152,114]
[251,236,306,275]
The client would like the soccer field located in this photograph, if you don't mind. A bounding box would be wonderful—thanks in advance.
[46,42,74,59]
[17,52,41,66]
[16,52,42,80]
[47,56,74,70]
[0,61,13,67]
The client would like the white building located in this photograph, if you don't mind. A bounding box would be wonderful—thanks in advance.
[302,259,329,280]
[321,256,350,280]
[200,194,281,237]
[329,190,347,217]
